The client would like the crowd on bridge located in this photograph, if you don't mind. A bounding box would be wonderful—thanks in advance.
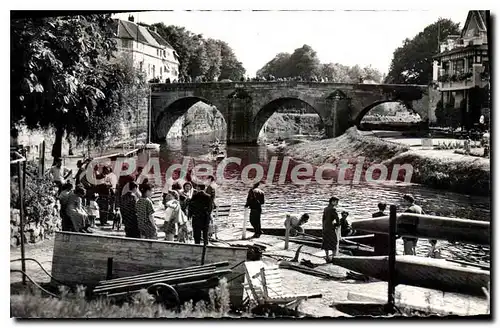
[151,75,364,84]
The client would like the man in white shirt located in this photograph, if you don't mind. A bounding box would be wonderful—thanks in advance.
[49,158,72,192]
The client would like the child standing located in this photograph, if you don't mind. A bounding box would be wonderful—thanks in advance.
[87,193,100,228]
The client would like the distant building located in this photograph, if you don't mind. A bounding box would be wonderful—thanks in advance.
[112,16,180,82]
[432,10,490,129]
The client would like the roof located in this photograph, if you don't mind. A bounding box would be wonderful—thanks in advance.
[433,44,486,59]
[148,29,174,50]
[114,19,170,49]
[461,10,488,38]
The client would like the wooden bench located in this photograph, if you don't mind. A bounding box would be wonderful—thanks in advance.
[210,202,232,240]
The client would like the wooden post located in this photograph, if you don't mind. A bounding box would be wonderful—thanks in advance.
[17,161,26,285]
[106,258,113,280]
[242,208,248,240]
[41,141,45,175]
[284,215,290,250]
[386,204,397,312]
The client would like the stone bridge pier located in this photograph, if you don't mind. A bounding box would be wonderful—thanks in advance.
[150,82,434,144]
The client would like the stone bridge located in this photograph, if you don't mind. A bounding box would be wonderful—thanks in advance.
[150,82,436,144]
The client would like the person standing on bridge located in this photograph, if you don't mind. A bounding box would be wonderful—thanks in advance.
[245,182,265,238]
[402,194,424,256]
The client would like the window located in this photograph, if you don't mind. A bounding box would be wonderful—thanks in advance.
[160,67,162,76]
[153,65,155,78]
[139,61,143,71]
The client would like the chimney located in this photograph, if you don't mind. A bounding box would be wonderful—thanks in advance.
[128,15,134,23]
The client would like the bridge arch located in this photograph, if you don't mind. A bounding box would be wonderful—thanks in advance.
[253,97,324,140]
[154,96,227,141]
[353,100,422,126]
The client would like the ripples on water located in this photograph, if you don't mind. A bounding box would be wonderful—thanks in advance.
[138,133,490,265]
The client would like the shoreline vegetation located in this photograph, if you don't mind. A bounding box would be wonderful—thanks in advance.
[286,127,490,197]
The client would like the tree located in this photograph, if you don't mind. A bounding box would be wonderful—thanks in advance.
[287,45,320,79]
[319,63,350,82]
[218,40,245,81]
[257,52,291,78]
[385,18,461,84]
[188,39,210,79]
[11,14,130,160]
[152,24,245,81]
[204,38,222,81]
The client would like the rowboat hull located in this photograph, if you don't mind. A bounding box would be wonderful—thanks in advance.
[351,214,490,246]
[331,255,490,295]
[247,228,375,245]
[51,231,248,307]
[285,237,375,256]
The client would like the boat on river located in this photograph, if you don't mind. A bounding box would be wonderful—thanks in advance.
[50,231,248,307]
[284,236,374,256]
[247,227,375,246]
[331,255,490,296]
[351,213,490,246]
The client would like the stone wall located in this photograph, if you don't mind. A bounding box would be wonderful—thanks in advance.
[10,205,61,247]
[166,102,226,139]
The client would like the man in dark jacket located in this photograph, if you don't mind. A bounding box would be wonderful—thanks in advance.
[372,202,390,255]
[189,184,213,245]
[121,182,140,238]
[245,182,265,238]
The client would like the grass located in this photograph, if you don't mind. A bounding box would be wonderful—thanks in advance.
[11,279,240,318]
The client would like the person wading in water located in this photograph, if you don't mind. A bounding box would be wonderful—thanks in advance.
[245,182,265,238]
[322,196,341,263]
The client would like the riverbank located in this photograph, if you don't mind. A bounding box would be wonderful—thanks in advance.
[285,127,490,197]
[11,228,489,318]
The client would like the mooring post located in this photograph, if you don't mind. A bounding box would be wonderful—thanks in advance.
[284,215,290,250]
[106,258,113,280]
[386,204,397,312]
[18,161,26,285]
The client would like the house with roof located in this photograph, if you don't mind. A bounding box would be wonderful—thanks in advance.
[432,10,490,130]
[112,15,180,82]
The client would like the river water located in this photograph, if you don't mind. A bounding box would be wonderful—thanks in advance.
[137,132,490,265]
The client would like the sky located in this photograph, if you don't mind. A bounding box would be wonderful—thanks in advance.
[114,10,469,77]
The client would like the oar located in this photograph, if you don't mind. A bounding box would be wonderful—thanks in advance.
[340,238,372,249]
[445,258,490,271]
[297,232,322,241]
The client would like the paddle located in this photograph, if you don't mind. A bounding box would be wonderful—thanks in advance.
[296,232,322,240]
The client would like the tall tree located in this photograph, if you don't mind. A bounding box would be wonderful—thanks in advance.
[257,52,291,78]
[217,40,245,81]
[287,44,321,79]
[204,38,222,81]
[11,14,131,160]
[385,18,461,84]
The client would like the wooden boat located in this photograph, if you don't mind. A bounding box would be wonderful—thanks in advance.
[248,227,322,237]
[247,227,375,246]
[50,231,248,307]
[330,255,490,296]
[351,213,490,246]
[284,237,374,256]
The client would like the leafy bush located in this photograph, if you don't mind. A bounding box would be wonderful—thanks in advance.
[10,161,58,225]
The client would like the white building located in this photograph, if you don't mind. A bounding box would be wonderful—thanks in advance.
[113,16,180,82]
